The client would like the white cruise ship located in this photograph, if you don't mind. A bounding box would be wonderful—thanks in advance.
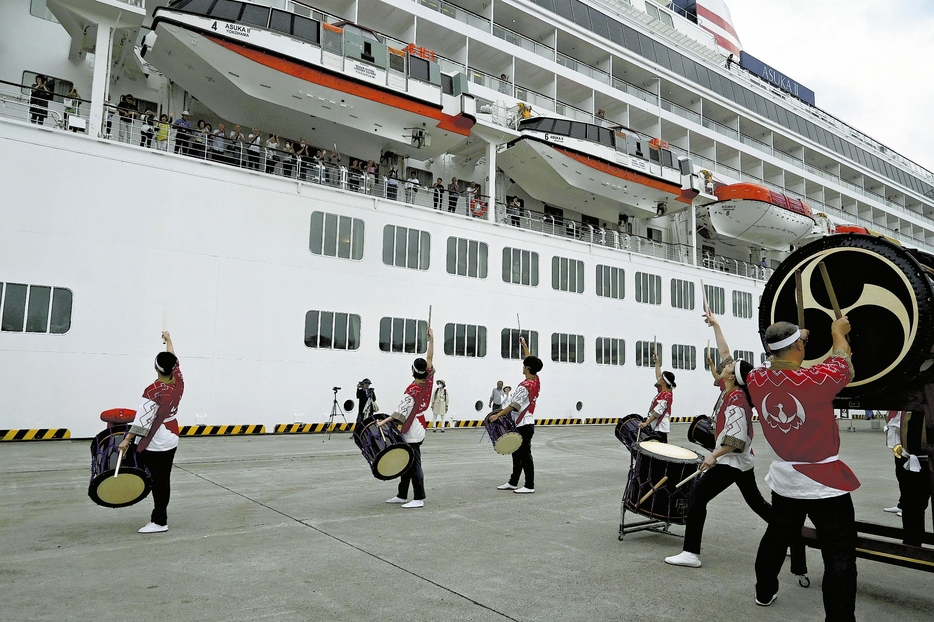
[2,0,932,439]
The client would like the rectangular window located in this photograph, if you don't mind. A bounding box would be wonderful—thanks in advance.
[304,310,361,350]
[596,337,625,366]
[21,71,74,105]
[671,344,696,370]
[551,333,585,363]
[310,211,364,260]
[670,279,695,310]
[595,265,624,299]
[30,0,58,22]
[551,256,585,293]
[704,284,725,315]
[502,247,539,286]
[1,283,72,334]
[733,350,755,363]
[443,323,487,357]
[382,225,430,270]
[500,329,539,360]
[379,317,428,353]
[704,347,723,371]
[635,272,662,305]
[446,237,488,278]
[732,290,754,319]
[635,340,662,367]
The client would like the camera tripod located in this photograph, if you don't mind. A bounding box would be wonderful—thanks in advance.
[327,387,347,438]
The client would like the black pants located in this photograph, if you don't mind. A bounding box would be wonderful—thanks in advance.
[756,492,857,622]
[139,447,177,526]
[433,190,442,209]
[397,441,425,501]
[897,456,932,546]
[447,193,458,213]
[684,464,770,553]
[655,431,668,443]
[248,151,260,170]
[509,424,535,488]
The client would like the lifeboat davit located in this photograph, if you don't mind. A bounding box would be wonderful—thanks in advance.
[700,183,816,250]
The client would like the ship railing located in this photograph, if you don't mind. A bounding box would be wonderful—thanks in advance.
[514,88,555,112]
[469,69,514,98]
[660,98,701,125]
[492,23,554,60]
[556,53,611,85]
[555,102,593,122]
[701,117,738,141]
[0,79,92,133]
[612,77,657,104]
[414,0,491,31]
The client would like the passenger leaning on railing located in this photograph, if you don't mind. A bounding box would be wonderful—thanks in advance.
[155,114,170,151]
[64,87,82,132]
[173,111,192,155]
[264,135,280,175]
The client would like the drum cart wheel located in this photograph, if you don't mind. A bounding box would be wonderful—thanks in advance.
[797,574,810,588]
[618,504,675,540]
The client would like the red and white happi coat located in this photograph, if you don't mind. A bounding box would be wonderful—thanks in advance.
[648,390,672,433]
[746,356,859,498]
[396,369,434,443]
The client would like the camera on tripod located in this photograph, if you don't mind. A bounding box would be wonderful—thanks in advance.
[332,386,341,392]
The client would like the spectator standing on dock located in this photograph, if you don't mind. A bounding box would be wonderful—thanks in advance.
[430,380,448,432]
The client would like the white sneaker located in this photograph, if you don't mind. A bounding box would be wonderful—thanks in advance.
[664,551,701,567]
[138,522,168,534]
[385,496,407,504]
[514,487,535,494]
[401,500,424,509]
[898,509,903,517]
[883,506,901,513]
[497,483,517,490]
[755,593,778,607]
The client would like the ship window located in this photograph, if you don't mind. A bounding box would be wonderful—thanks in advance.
[570,0,591,28]
[409,56,431,82]
[321,24,342,54]
[441,74,453,95]
[552,332,585,363]
[596,265,625,299]
[732,290,754,319]
[390,52,406,73]
[383,225,430,270]
[670,279,694,310]
[532,0,555,10]
[704,348,722,371]
[668,49,684,76]
[177,0,214,15]
[649,147,661,163]
[292,16,319,44]
[622,24,640,53]
[270,9,292,34]
[552,119,571,136]
[598,127,613,146]
[446,237,488,278]
[569,122,586,140]
[734,350,755,364]
[635,340,662,367]
[444,323,487,357]
[681,57,698,83]
[310,211,364,260]
[501,328,539,360]
[30,0,59,22]
[553,0,574,21]
[21,71,74,105]
[379,317,427,354]
[209,0,243,21]
[653,41,670,70]
[671,344,696,370]
[537,118,556,133]
[704,284,726,315]
[596,337,625,366]
[585,124,600,142]
[635,272,662,305]
[695,65,711,90]
[607,18,624,45]
[637,33,656,62]
[304,310,361,350]
[0,283,72,334]
[240,4,270,27]
[551,256,585,293]
[502,247,540,286]
[589,8,609,38]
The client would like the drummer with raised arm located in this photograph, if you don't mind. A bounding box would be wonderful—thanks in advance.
[490,336,542,494]
[379,328,434,509]
[639,345,674,443]
[118,331,184,534]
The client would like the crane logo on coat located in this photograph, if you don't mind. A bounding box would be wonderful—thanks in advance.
[760,392,806,433]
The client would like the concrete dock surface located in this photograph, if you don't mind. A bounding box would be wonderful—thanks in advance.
[2,422,931,622]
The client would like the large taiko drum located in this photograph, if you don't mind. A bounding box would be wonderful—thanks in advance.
[88,423,152,508]
[760,234,934,400]
[623,441,701,524]
[353,414,415,480]
[483,412,523,455]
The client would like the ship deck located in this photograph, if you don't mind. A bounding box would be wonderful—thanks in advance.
[2,423,931,621]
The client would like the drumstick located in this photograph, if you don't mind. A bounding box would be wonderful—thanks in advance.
[676,469,703,489]
[428,305,432,328]
[636,476,668,507]
[700,279,709,314]
[817,263,842,319]
[794,269,805,329]
[114,448,124,478]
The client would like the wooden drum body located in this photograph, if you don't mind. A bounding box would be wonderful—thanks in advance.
[88,424,152,508]
[687,415,716,452]
[623,441,701,524]
[484,412,523,455]
[354,414,415,480]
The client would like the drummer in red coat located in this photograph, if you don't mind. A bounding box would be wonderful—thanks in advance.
[639,345,674,443]
[746,318,857,620]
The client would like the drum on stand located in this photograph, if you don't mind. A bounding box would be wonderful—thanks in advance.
[353,414,414,480]
[619,441,701,539]
[483,412,523,455]
[687,415,716,452]
[614,413,661,451]
[88,423,152,508]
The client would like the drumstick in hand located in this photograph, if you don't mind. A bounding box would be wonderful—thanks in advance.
[114,448,124,478]
[817,262,842,319]
[636,476,668,507]
[794,269,805,329]
[676,469,702,489]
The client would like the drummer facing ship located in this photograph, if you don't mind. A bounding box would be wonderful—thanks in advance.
[118,331,184,534]
[639,346,674,443]
[490,336,542,494]
[379,328,435,509]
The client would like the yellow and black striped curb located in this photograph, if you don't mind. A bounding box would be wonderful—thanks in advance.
[535,418,584,425]
[276,422,355,434]
[1,428,71,441]
[179,424,266,436]
[585,418,619,424]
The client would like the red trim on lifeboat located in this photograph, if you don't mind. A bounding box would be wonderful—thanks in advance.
[208,36,473,136]
[714,183,814,219]
[551,146,691,205]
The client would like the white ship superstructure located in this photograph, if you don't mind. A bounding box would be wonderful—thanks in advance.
[2,0,934,437]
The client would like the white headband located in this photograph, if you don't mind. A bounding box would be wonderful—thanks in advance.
[767,329,801,351]
[734,359,746,386]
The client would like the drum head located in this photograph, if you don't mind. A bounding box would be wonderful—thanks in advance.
[89,472,151,508]
[687,415,716,452]
[494,432,523,455]
[373,445,414,480]
[638,440,698,461]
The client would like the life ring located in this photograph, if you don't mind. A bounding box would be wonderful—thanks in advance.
[470,200,487,218]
